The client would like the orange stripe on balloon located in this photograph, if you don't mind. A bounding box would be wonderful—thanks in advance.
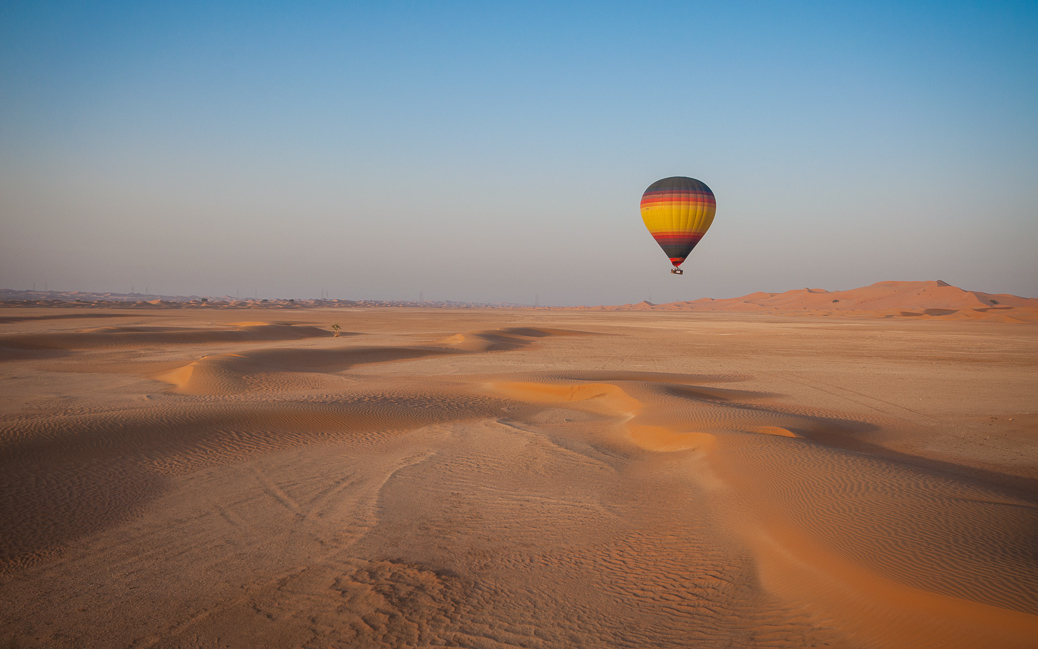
[645,232,708,239]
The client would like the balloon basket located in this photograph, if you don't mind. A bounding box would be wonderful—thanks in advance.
[671,268,684,275]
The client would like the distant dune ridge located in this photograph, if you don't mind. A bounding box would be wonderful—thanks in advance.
[597,281,1038,322]
[3,281,1035,318]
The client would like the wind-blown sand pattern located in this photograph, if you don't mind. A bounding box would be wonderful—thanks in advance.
[1,307,1036,647]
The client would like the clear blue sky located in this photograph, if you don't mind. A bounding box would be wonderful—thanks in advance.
[2,1,1036,305]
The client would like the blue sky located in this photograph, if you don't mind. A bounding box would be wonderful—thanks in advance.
[2,0,1036,305]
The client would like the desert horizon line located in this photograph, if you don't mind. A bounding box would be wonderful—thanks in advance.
[2,279,1036,307]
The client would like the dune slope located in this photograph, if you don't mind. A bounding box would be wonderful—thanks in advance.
[601,280,1038,322]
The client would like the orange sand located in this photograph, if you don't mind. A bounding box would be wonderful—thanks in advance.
[597,280,1038,322]
[1,307,1036,648]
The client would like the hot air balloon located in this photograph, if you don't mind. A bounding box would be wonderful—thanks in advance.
[640,176,716,275]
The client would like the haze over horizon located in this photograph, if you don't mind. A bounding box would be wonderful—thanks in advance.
[2,1,1036,306]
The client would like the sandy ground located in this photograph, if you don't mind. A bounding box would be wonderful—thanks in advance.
[0,307,1036,648]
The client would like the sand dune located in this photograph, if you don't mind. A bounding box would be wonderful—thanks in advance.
[1,307,1035,648]
[601,280,1038,322]
[489,373,1038,645]
[156,347,454,395]
[156,327,582,395]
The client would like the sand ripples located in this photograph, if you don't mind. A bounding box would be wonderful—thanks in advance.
[1,313,1035,647]
[0,392,507,570]
[482,373,1038,646]
[719,435,1038,614]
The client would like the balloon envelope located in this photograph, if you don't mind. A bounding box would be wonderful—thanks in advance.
[640,177,716,268]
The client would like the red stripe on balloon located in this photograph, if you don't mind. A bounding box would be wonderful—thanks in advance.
[649,232,705,242]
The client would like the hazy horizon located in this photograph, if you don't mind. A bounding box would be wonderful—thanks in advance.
[3,278,1035,308]
[2,1,1036,306]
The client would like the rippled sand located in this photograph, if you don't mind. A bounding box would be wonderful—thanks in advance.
[1,308,1035,648]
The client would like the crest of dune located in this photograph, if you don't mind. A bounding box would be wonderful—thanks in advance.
[155,354,252,395]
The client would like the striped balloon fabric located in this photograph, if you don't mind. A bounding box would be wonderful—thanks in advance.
[640,176,716,269]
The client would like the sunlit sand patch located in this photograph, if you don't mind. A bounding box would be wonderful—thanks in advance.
[748,425,797,438]
[552,370,751,385]
[490,379,721,455]
[489,380,642,417]
[155,354,251,395]
[626,424,717,454]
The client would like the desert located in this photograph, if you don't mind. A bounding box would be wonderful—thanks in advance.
[5,1,1036,645]
[1,283,1036,648]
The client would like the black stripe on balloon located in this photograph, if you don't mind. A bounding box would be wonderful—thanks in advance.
[658,240,700,258]
[643,176,714,196]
